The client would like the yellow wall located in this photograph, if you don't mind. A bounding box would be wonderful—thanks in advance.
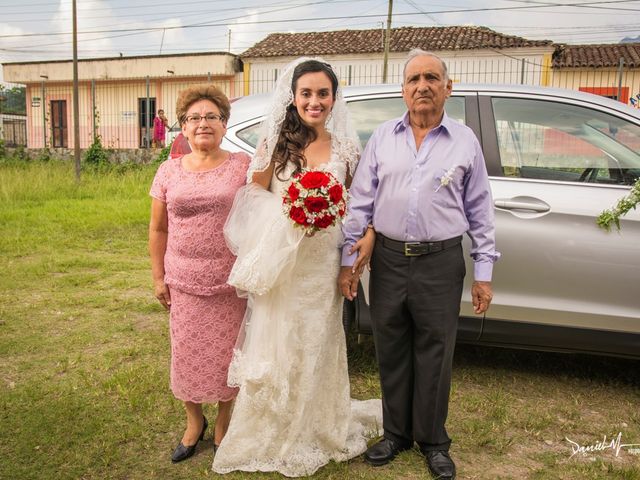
[549,68,640,106]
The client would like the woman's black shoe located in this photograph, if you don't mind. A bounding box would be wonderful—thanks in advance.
[171,416,208,463]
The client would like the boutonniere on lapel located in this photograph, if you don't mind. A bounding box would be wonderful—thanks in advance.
[435,165,457,192]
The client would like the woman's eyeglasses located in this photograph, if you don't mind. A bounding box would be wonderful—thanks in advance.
[184,113,225,125]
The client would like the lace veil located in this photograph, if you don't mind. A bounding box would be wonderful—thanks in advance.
[246,56,361,182]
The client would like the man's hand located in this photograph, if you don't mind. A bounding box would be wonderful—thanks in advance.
[471,281,493,314]
[338,266,359,301]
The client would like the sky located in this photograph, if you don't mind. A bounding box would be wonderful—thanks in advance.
[1,0,639,82]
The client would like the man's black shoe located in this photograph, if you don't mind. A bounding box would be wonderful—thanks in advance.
[364,438,412,466]
[425,450,456,479]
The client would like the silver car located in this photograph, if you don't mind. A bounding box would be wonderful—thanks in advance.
[221,84,640,358]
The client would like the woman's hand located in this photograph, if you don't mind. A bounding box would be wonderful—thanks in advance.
[149,198,170,309]
[350,226,376,277]
[154,280,171,310]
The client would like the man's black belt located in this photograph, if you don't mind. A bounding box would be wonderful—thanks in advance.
[380,234,463,257]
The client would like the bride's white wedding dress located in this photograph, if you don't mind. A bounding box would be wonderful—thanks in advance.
[213,143,382,477]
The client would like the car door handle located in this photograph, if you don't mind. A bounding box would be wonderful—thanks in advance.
[494,197,550,213]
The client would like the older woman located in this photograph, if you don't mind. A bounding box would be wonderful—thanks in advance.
[149,85,250,463]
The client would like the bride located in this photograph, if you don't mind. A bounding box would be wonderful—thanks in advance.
[213,58,381,477]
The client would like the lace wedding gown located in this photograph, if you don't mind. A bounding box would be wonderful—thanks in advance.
[213,144,382,477]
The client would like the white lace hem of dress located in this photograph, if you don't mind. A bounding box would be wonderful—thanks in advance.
[212,399,382,477]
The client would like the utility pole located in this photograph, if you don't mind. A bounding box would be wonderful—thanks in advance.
[228,29,232,53]
[72,0,81,181]
[382,0,393,83]
[160,29,166,55]
[40,78,47,148]
[617,57,625,102]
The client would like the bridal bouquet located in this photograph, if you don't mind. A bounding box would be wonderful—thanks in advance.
[282,170,347,235]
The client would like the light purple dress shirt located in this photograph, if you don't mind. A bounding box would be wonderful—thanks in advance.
[342,111,500,281]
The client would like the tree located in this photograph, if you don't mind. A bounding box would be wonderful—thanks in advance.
[0,85,26,115]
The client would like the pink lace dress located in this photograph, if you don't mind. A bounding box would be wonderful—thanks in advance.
[150,152,250,403]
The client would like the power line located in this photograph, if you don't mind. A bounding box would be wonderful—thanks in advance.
[1,0,638,39]
[403,0,443,25]
[316,0,388,31]
[0,0,296,14]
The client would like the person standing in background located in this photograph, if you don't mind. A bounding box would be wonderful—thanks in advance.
[153,109,169,148]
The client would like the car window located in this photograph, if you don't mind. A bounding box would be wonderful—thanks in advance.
[236,123,261,148]
[493,97,640,186]
[347,96,466,146]
[235,96,466,149]
[347,97,405,146]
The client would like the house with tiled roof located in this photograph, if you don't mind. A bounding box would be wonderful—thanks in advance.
[550,43,640,106]
[240,26,556,94]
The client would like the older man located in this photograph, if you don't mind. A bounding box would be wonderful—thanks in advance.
[339,49,499,480]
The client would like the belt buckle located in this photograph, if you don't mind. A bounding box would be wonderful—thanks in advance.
[404,242,422,256]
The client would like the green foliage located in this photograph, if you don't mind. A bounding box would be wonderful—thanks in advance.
[0,148,24,166]
[36,148,52,162]
[0,85,26,115]
[597,178,640,231]
[83,135,151,176]
[11,144,28,162]
[83,135,110,166]
[0,138,5,159]
[110,161,149,175]
[154,140,172,164]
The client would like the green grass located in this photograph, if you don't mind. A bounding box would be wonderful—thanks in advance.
[1,159,639,480]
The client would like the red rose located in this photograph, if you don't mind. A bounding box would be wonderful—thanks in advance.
[288,183,300,202]
[338,207,345,217]
[300,171,330,189]
[328,184,343,204]
[314,214,335,229]
[304,196,329,213]
[289,206,308,225]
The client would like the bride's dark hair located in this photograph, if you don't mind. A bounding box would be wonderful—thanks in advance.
[273,60,339,181]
